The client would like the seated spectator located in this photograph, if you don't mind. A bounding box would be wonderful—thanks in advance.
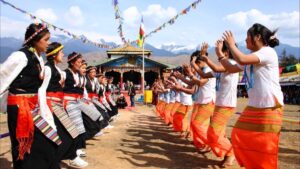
[117,94,128,109]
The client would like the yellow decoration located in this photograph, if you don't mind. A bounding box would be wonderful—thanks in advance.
[46,45,64,57]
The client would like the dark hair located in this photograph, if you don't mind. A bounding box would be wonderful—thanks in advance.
[190,50,208,62]
[173,66,183,73]
[86,66,96,73]
[67,52,82,68]
[81,59,87,66]
[222,42,237,59]
[46,42,62,56]
[23,23,50,47]
[247,23,279,48]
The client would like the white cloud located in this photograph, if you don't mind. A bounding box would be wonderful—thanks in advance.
[123,6,140,28]
[143,4,177,21]
[35,8,57,23]
[0,16,28,39]
[64,6,84,26]
[224,9,299,39]
[123,4,177,29]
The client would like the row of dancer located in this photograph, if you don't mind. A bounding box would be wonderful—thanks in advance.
[0,23,119,169]
[153,23,284,169]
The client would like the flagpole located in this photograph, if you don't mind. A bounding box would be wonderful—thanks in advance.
[142,38,145,98]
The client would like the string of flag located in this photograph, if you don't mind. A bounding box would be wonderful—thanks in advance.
[0,0,114,49]
[130,0,203,46]
[145,0,202,39]
[112,0,127,44]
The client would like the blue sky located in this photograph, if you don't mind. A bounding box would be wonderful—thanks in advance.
[1,0,299,48]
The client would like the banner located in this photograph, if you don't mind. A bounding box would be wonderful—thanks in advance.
[112,0,127,44]
[0,0,113,49]
[130,0,203,45]
[145,0,202,39]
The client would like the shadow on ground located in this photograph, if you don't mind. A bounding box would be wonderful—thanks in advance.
[118,108,224,169]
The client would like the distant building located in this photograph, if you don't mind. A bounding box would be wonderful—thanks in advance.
[93,43,171,91]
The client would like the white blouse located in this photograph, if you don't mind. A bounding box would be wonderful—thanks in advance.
[212,59,239,107]
[38,65,60,130]
[0,51,28,95]
[0,50,45,94]
[195,66,216,104]
[179,79,193,106]
[238,47,284,108]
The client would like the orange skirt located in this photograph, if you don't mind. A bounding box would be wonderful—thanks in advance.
[207,106,235,157]
[164,102,175,124]
[169,102,181,124]
[173,104,192,132]
[156,100,166,118]
[231,106,283,169]
[190,102,214,149]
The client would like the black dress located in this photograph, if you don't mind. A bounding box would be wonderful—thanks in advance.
[7,48,60,169]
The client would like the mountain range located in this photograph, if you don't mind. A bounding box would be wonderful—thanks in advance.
[1,35,299,63]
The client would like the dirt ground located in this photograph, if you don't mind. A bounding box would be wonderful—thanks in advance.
[0,98,299,169]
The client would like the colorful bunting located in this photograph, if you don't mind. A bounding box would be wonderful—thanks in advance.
[132,0,202,43]
[0,0,113,49]
[112,0,127,44]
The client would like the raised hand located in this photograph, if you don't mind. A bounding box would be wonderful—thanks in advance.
[215,39,225,58]
[173,71,182,78]
[200,42,209,56]
[222,31,236,47]
[183,64,193,76]
[191,55,197,63]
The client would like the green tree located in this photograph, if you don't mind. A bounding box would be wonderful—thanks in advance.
[280,48,298,67]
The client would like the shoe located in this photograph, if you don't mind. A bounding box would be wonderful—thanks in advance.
[94,131,104,137]
[110,115,117,122]
[76,149,87,157]
[105,124,114,129]
[69,156,88,168]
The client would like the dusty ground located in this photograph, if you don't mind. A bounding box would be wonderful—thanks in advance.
[0,98,299,169]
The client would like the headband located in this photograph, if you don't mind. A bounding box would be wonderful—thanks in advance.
[46,45,64,57]
[68,53,79,62]
[87,66,96,72]
[24,24,47,45]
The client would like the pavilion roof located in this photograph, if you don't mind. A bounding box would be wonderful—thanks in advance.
[106,43,152,56]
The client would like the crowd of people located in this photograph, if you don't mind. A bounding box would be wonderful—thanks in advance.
[0,23,120,169]
[282,85,300,105]
[152,23,284,169]
[0,21,286,169]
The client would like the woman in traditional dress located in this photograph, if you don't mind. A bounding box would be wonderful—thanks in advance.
[221,23,284,169]
[77,60,103,140]
[0,23,61,169]
[171,70,194,137]
[39,42,88,168]
[85,66,109,133]
[193,42,238,166]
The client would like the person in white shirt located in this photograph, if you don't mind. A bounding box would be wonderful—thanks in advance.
[188,48,216,154]
[220,23,284,169]
[40,42,87,168]
[193,42,238,167]
[154,79,168,119]
[171,68,194,138]
[0,23,61,169]
[164,74,181,126]
[162,86,173,125]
